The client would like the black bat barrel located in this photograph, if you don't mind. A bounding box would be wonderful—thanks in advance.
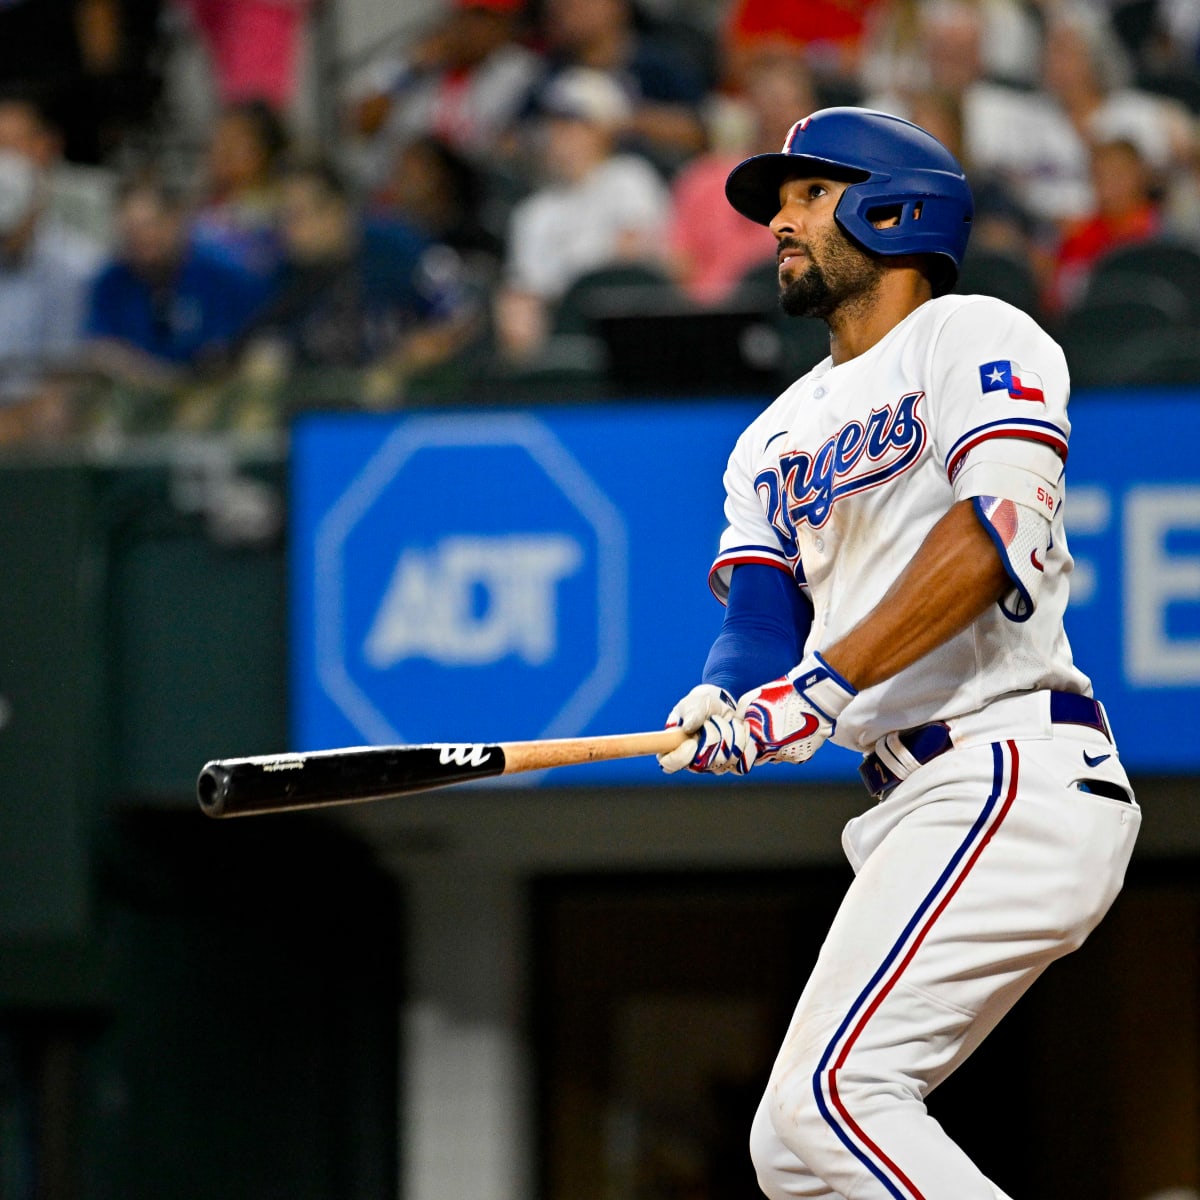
[197,743,508,818]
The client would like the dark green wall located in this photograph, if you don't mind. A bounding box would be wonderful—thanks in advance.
[0,456,400,1199]
[81,812,401,1200]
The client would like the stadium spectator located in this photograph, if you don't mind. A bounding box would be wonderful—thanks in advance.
[859,4,1193,232]
[0,0,164,164]
[372,134,504,280]
[84,171,269,388]
[1049,136,1164,313]
[236,159,477,405]
[666,52,816,305]
[0,93,63,180]
[1110,0,1200,111]
[855,12,1047,292]
[191,98,290,278]
[537,0,707,172]
[722,0,886,96]
[0,89,114,247]
[859,0,1041,100]
[0,147,101,442]
[176,0,312,110]
[968,6,1194,227]
[347,0,541,186]
[859,5,1052,239]
[493,67,670,363]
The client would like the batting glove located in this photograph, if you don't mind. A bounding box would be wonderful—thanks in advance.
[659,683,744,774]
[736,652,857,767]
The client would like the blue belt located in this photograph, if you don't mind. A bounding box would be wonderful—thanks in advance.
[859,692,1111,800]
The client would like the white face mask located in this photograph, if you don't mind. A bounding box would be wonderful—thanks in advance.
[0,150,37,235]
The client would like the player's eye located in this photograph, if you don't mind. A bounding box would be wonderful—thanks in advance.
[808,184,828,200]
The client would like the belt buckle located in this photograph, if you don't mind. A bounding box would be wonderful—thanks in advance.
[858,754,894,799]
[860,720,953,801]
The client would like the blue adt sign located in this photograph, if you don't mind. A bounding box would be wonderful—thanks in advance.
[296,414,624,748]
[290,406,863,784]
[291,395,1200,783]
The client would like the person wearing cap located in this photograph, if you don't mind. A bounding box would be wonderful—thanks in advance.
[493,65,670,362]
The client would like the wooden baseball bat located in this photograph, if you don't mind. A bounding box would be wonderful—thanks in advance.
[197,727,690,818]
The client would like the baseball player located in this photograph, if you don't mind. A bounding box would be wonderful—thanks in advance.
[658,107,1141,1199]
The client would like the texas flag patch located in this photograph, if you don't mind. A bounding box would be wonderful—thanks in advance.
[978,360,1044,403]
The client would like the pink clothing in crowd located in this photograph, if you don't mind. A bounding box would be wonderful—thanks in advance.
[181,0,310,108]
[667,153,776,305]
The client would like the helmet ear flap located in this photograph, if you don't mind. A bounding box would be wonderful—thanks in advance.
[860,199,914,229]
[834,180,972,294]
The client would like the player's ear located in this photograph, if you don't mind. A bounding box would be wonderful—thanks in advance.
[866,203,903,230]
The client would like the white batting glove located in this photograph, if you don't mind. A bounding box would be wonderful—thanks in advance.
[658,683,741,774]
[736,653,857,767]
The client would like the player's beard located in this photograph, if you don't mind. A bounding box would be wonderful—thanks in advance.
[778,227,886,321]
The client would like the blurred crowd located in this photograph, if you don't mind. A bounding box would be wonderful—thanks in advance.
[4,0,1200,444]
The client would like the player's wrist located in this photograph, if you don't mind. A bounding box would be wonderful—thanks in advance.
[787,651,857,722]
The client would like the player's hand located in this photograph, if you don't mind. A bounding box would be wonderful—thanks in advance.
[736,653,857,767]
[658,684,742,773]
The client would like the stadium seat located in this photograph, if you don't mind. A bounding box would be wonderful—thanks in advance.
[1103,328,1200,386]
[731,259,832,380]
[733,258,786,312]
[1085,239,1200,323]
[1060,296,1194,388]
[956,248,1043,318]
[1081,269,1192,323]
[551,263,681,336]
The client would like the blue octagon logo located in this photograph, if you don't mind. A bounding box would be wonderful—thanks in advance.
[313,413,628,746]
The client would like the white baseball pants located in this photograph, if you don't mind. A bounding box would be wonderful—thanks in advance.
[750,716,1140,1200]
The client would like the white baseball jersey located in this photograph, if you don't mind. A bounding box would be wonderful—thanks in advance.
[710,293,1091,753]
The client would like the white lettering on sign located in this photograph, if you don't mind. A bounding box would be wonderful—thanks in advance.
[437,745,492,768]
[363,535,583,669]
[1064,485,1111,606]
[1124,486,1200,685]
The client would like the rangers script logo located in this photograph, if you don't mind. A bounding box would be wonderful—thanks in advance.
[754,391,927,556]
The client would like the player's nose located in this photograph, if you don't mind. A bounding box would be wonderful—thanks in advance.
[769,202,806,240]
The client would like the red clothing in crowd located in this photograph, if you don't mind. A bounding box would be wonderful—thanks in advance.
[1050,202,1161,312]
[725,0,885,55]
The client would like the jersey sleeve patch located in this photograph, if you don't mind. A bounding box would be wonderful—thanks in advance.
[978,360,1044,403]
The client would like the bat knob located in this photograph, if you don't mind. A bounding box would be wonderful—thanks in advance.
[197,763,232,817]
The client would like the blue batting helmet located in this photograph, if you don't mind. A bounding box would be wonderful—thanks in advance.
[725,107,974,294]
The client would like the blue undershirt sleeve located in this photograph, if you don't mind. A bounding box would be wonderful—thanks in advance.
[701,563,813,698]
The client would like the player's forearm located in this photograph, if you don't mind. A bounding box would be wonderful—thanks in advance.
[820,499,1010,692]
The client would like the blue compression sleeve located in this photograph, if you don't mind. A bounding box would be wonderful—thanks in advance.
[702,564,813,697]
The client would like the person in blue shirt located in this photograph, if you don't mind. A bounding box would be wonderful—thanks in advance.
[85,170,270,388]
[236,158,475,404]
